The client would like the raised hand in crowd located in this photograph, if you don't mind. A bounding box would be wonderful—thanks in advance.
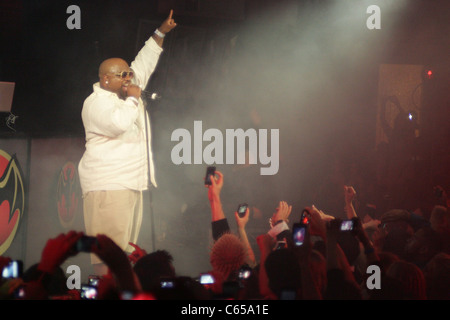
[128,242,147,265]
[289,222,323,300]
[344,185,357,204]
[235,206,256,267]
[206,170,225,222]
[344,185,357,219]
[304,205,331,240]
[9,231,84,300]
[270,201,292,227]
[353,217,379,265]
[325,218,359,286]
[38,231,84,274]
[91,234,141,294]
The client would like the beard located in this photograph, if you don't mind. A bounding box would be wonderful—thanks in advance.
[119,81,131,99]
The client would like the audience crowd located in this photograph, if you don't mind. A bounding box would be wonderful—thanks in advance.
[1,170,449,300]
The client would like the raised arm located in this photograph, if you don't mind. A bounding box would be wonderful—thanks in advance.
[37,231,84,274]
[325,219,359,288]
[152,9,177,47]
[344,185,358,219]
[131,10,176,89]
[235,207,256,267]
[207,170,225,222]
[92,234,142,294]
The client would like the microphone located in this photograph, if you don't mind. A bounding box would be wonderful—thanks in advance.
[137,84,161,101]
[142,90,162,101]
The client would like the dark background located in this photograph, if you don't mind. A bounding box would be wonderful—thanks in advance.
[1,0,448,137]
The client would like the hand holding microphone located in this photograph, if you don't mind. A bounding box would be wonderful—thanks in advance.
[126,84,142,100]
[126,83,161,102]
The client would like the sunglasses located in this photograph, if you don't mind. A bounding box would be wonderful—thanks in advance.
[113,71,134,79]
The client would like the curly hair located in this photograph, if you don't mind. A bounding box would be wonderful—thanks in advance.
[209,233,246,280]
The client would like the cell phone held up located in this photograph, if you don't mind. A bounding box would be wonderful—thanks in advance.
[237,203,248,218]
[75,236,98,253]
[80,284,98,300]
[300,209,310,225]
[204,166,216,186]
[199,273,215,285]
[339,219,355,232]
[292,223,307,247]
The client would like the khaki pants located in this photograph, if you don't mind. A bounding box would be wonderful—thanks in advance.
[83,190,143,265]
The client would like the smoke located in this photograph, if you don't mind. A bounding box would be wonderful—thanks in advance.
[5,0,446,279]
[139,0,437,276]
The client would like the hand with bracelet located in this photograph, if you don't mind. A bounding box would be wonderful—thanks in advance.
[304,205,329,241]
[152,9,177,46]
[269,201,292,228]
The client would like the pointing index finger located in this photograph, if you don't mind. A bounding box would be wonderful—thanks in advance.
[168,9,173,20]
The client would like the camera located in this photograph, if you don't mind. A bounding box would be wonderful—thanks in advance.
[80,285,98,300]
[237,203,248,218]
[75,236,98,253]
[292,223,307,247]
[204,166,216,186]
[199,273,215,285]
[340,219,354,232]
[1,260,23,279]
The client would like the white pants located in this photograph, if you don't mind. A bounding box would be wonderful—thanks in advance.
[83,190,143,265]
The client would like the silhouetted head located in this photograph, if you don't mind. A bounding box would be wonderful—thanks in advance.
[133,250,176,293]
[265,248,302,299]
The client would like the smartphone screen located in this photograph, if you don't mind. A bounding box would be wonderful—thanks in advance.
[199,274,215,285]
[160,280,175,288]
[292,224,306,246]
[238,266,252,280]
[80,285,98,300]
[237,203,248,218]
[340,220,354,231]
